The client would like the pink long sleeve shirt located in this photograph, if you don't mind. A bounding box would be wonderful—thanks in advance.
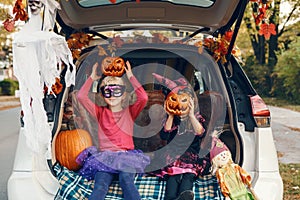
[77,76,148,152]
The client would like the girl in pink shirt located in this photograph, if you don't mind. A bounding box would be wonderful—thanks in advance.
[76,60,149,200]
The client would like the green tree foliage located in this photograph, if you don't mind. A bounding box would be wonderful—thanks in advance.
[0,78,19,95]
[239,0,300,98]
[273,37,300,103]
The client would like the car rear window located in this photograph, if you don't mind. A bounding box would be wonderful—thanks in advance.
[77,0,215,8]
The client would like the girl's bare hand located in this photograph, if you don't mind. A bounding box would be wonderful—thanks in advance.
[125,61,133,79]
[189,97,195,117]
[90,63,101,80]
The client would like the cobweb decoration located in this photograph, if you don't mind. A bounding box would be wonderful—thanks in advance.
[12,1,75,158]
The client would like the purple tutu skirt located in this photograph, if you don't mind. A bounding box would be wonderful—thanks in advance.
[76,146,150,180]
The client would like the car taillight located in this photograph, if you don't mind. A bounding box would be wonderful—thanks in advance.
[250,95,271,127]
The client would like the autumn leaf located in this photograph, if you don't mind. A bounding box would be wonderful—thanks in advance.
[223,30,233,42]
[259,23,276,40]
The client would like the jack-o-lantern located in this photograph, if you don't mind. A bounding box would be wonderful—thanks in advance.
[165,92,191,116]
[101,57,125,77]
[55,129,93,171]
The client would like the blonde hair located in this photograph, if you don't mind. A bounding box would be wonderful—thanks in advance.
[100,76,125,87]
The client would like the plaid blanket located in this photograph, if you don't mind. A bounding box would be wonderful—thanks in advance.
[54,164,224,200]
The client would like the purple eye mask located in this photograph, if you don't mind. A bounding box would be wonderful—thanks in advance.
[100,84,125,98]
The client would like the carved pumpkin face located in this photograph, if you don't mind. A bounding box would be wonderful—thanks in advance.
[165,91,191,116]
[101,57,125,77]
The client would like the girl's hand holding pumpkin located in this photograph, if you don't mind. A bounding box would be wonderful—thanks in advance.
[188,98,205,135]
[164,101,175,117]
[188,97,195,118]
[90,62,101,81]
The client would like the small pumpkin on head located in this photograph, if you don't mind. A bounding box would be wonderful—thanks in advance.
[101,56,125,77]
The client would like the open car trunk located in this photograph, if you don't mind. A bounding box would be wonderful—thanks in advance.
[50,41,242,199]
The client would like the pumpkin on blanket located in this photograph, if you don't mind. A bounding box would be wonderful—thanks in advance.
[55,128,93,171]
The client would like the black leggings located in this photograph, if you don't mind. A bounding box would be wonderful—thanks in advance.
[164,173,196,200]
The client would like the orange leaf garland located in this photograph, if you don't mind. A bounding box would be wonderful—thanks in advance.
[152,33,169,43]
[200,31,233,64]
[259,23,276,40]
[67,32,92,59]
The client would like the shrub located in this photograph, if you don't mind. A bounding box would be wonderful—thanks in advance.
[273,38,300,103]
[0,79,19,95]
[243,55,272,97]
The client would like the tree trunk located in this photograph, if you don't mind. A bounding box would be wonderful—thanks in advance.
[268,0,280,68]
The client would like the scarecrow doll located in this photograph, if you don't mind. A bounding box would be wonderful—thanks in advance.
[210,136,259,200]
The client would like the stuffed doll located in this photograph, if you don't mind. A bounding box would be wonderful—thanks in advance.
[210,136,259,200]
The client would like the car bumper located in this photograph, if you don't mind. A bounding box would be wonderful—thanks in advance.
[7,128,59,200]
[7,171,57,200]
[253,171,283,200]
[240,125,283,200]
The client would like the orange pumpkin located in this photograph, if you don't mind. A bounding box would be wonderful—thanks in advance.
[55,129,93,171]
[101,56,125,77]
[165,92,190,116]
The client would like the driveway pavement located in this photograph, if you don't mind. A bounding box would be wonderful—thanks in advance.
[269,106,300,164]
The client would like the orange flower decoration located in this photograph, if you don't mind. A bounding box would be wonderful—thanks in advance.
[259,23,276,40]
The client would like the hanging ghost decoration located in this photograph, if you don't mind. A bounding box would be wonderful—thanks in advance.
[28,0,44,15]
[13,0,75,158]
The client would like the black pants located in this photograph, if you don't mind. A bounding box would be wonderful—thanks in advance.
[164,173,196,200]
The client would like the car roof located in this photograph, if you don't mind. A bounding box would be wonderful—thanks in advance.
[58,0,245,34]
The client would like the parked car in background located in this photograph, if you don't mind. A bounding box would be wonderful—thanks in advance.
[8,0,283,199]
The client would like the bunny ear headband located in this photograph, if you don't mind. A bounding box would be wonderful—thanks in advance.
[152,73,191,95]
